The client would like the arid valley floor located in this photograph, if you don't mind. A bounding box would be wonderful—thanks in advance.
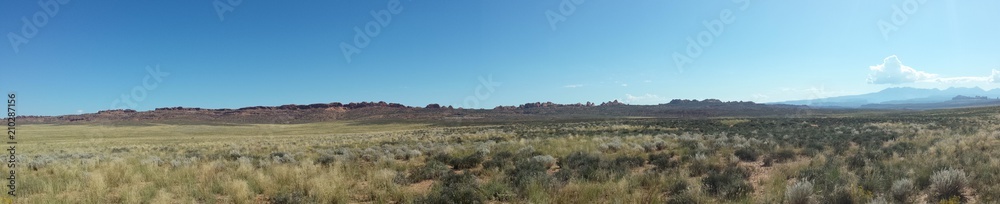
[14,104,1000,203]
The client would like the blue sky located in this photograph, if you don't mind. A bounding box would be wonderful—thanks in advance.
[2,0,999,116]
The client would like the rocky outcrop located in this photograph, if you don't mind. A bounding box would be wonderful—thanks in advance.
[600,100,626,106]
[493,106,516,110]
[669,99,753,105]
[519,102,557,109]
[98,109,137,114]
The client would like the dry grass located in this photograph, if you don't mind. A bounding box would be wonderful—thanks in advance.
[11,115,1000,203]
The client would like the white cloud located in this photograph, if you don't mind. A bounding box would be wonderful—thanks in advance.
[624,94,667,104]
[868,55,938,84]
[777,86,852,101]
[621,83,628,87]
[992,69,1000,83]
[751,94,769,101]
[563,84,584,88]
[867,55,999,84]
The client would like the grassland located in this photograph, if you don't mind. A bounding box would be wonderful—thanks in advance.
[14,107,1000,203]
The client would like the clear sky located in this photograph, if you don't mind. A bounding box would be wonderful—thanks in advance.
[2,0,999,116]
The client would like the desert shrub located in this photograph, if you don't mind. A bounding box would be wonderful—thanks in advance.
[227,149,243,161]
[28,155,54,171]
[316,154,337,166]
[153,146,176,152]
[831,142,850,155]
[451,152,485,170]
[556,152,605,181]
[271,152,289,157]
[889,178,915,203]
[805,142,825,152]
[914,162,951,189]
[394,149,422,161]
[762,157,774,167]
[270,190,311,204]
[679,140,701,151]
[271,152,296,164]
[528,155,557,169]
[929,169,969,202]
[846,153,867,169]
[333,148,350,154]
[688,154,719,176]
[802,147,820,157]
[827,186,858,204]
[431,152,456,164]
[142,156,164,166]
[508,158,555,194]
[483,151,515,170]
[110,147,130,153]
[856,167,900,195]
[475,145,491,155]
[393,171,410,185]
[333,148,352,158]
[172,159,194,168]
[867,196,889,204]
[649,152,678,171]
[796,158,851,197]
[487,136,509,142]
[668,179,689,195]
[183,149,203,159]
[598,140,626,153]
[666,191,700,204]
[410,161,451,181]
[359,149,382,162]
[611,155,645,169]
[481,179,516,202]
[515,146,542,158]
[784,180,814,204]
[773,149,796,163]
[734,148,759,162]
[701,166,752,200]
[419,172,485,204]
[560,152,601,170]
[884,142,915,155]
[642,140,667,152]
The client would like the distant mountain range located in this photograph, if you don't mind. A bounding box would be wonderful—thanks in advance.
[776,87,1000,109]
[17,87,1000,125]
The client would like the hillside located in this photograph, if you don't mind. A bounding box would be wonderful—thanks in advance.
[18,100,842,125]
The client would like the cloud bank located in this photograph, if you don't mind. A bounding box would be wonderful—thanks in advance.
[992,69,1000,83]
[624,94,667,104]
[867,55,999,84]
[867,55,938,84]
